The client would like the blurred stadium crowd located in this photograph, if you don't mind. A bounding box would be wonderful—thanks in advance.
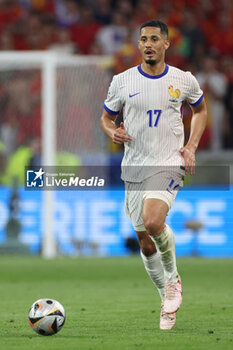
[0,0,233,184]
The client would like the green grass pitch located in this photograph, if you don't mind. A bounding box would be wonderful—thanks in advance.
[0,256,232,350]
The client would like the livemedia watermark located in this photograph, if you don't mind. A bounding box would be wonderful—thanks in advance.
[25,165,230,191]
[26,167,105,190]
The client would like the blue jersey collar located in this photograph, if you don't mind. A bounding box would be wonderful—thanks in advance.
[137,64,169,79]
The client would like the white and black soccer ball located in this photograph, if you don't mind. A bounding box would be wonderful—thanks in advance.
[28,298,65,336]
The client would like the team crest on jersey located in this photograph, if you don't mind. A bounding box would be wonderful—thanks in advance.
[168,85,180,103]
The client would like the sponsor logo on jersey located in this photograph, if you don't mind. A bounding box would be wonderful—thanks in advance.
[129,92,141,98]
[168,85,180,103]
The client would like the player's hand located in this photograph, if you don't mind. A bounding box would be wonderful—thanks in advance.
[179,146,195,175]
[112,122,132,144]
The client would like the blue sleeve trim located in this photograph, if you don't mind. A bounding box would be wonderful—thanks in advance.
[190,93,204,107]
[103,104,120,115]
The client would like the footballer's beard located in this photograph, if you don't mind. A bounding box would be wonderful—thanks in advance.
[145,52,163,66]
[145,59,157,65]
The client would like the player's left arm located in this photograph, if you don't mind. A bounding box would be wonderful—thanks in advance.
[180,99,207,175]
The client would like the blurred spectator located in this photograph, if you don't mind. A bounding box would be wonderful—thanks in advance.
[96,10,129,55]
[0,0,26,29]
[113,29,141,74]
[179,9,205,61]
[0,70,41,152]
[220,56,233,83]
[0,29,15,50]
[196,0,216,39]
[93,0,112,25]
[23,14,56,50]
[166,27,189,69]
[70,4,101,54]
[116,0,133,17]
[196,56,227,150]
[156,1,180,27]
[23,11,44,50]
[49,26,77,54]
[210,10,233,56]
[0,137,40,185]
[133,0,156,25]
[55,0,80,27]
[40,16,58,50]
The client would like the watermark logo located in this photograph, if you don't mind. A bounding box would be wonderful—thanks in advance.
[26,168,45,188]
[25,167,105,190]
[25,165,230,191]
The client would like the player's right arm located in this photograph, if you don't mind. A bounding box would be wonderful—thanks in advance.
[100,109,132,144]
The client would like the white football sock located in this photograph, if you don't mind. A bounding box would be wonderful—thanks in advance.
[150,225,179,283]
[140,250,165,300]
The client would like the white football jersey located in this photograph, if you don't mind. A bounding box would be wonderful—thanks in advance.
[104,64,204,182]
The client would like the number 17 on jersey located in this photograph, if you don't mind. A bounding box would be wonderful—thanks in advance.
[147,109,162,127]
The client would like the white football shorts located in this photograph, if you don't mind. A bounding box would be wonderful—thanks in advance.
[124,169,184,231]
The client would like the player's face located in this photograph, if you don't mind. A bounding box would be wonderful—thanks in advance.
[138,27,170,65]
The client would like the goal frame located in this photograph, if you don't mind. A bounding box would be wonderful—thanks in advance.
[0,51,111,258]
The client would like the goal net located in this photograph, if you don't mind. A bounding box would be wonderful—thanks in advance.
[0,52,113,257]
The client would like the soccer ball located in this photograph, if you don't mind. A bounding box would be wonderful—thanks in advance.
[28,298,65,336]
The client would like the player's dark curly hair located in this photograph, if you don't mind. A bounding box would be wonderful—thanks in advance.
[140,20,168,38]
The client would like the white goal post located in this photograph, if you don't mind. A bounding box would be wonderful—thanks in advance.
[0,52,113,258]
